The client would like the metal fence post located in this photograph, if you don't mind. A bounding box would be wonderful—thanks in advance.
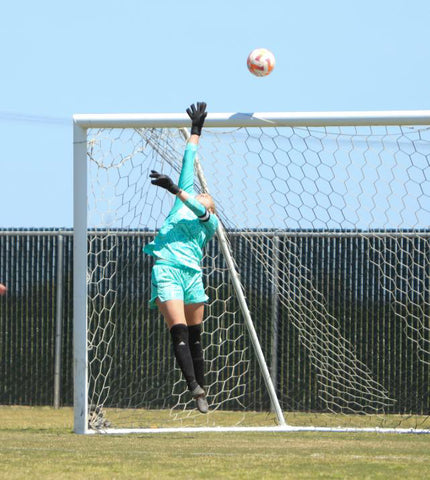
[271,234,280,397]
[53,231,64,408]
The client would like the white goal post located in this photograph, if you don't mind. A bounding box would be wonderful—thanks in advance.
[73,110,430,435]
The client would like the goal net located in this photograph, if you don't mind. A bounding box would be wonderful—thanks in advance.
[73,111,430,434]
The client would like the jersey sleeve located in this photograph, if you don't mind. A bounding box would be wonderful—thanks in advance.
[168,143,198,217]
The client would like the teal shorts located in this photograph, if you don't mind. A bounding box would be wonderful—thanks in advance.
[150,260,209,309]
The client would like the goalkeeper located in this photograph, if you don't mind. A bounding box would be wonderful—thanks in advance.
[144,102,218,414]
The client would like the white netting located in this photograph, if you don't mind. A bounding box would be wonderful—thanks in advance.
[83,123,430,431]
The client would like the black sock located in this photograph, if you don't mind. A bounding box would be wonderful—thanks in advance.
[188,324,205,389]
[170,324,198,391]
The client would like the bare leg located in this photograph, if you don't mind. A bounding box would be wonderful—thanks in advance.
[156,298,187,328]
[184,302,205,326]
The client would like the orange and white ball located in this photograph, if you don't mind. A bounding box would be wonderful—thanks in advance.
[247,48,275,77]
[0,283,7,296]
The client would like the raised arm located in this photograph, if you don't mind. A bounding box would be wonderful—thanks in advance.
[149,102,207,216]
[175,102,207,194]
[175,137,199,197]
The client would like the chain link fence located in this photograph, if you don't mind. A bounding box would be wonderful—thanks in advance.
[0,229,429,414]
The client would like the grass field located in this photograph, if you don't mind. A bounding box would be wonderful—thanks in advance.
[1,406,430,479]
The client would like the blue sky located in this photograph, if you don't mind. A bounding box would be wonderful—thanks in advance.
[1,0,430,227]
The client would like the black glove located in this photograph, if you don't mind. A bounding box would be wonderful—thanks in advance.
[186,102,207,136]
[149,170,180,194]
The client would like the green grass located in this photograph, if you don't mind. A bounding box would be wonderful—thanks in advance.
[1,406,430,479]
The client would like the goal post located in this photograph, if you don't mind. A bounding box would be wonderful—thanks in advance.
[73,123,88,434]
[73,110,430,434]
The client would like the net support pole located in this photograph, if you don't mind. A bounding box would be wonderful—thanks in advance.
[180,129,287,427]
[73,124,89,434]
[215,225,287,426]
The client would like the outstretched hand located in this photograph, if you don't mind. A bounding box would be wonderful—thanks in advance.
[149,170,180,195]
[186,102,207,136]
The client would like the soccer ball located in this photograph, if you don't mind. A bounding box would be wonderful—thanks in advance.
[247,48,275,77]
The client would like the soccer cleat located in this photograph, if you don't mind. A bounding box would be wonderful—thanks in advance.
[190,384,205,398]
[190,384,208,414]
[195,394,209,414]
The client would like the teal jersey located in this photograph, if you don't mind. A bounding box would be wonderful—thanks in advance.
[144,143,218,271]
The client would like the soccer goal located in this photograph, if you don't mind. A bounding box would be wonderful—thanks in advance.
[73,110,430,434]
